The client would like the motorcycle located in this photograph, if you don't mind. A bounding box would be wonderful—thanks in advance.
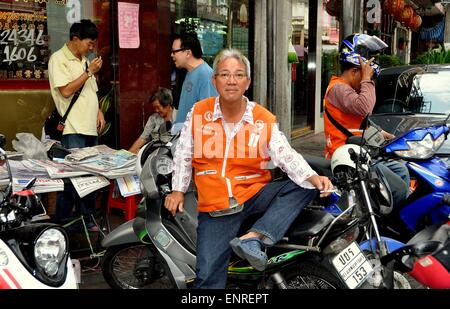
[100,127,405,289]
[381,220,450,289]
[0,134,78,289]
[308,118,450,243]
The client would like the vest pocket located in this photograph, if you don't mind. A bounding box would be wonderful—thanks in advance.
[196,170,217,176]
[234,173,262,181]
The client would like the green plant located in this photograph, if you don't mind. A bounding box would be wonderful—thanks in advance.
[411,45,450,64]
[177,17,198,35]
[98,86,114,136]
[378,54,403,68]
[322,49,339,74]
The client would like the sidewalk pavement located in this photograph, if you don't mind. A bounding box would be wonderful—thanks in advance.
[291,131,326,157]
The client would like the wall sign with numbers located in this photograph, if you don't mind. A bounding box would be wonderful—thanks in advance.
[0,8,49,80]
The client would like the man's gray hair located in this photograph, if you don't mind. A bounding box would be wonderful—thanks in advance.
[213,48,251,78]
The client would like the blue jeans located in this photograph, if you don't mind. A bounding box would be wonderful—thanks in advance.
[55,134,98,221]
[193,180,317,289]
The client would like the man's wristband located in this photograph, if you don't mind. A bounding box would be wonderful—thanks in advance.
[86,70,93,78]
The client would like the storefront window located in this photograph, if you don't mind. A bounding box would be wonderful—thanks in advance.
[172,0,251,65]
[0,0,109,82]
[0,1,49,80]
[291,0,309,130]
[0,0,112,150]
[321,3,339,107]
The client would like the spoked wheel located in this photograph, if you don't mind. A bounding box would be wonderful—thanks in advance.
[364,254,414,289]
[282,262,346,289]
[101,243,175,289]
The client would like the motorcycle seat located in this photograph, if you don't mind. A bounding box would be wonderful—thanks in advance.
[302,154,332,178]
[286,209,335,243]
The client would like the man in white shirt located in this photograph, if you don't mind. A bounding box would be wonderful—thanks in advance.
[48,19,105,227]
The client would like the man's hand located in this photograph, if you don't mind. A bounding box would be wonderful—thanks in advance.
[164,191,185,216]
[97,110,106,133]
[381,130,395,140]
[307,175,334,197]
[359,56,375,81]
[88,56,103,75]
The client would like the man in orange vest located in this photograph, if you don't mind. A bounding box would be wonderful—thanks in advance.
[164,48,333,288]
[323,33,409,206]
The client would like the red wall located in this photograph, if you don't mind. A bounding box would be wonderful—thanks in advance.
[117,0,171,149]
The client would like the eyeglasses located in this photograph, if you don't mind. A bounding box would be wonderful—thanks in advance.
[216,72,247,81]
[171,48,187,54]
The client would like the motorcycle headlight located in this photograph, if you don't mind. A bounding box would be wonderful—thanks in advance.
[155,155,173,175]
[394,133,445,159]
[34,228,67,277]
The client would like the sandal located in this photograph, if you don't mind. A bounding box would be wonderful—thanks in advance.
[229,237,268,271]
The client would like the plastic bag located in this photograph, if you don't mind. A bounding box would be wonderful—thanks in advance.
[12,132,48,160]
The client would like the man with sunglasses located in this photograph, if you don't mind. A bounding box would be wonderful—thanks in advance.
[171,33,218,126]
[165,48,333,288]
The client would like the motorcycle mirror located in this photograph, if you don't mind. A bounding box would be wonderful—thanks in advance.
[443,113,450,127]
[346,136,364,145]
[0,134,5,149]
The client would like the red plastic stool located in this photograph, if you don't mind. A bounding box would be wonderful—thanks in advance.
[107,182,141,221]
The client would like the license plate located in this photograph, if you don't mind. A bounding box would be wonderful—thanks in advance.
[331,242,373,289]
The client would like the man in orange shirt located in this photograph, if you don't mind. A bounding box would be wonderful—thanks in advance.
[323,33,409,207]
[165,48,333,288]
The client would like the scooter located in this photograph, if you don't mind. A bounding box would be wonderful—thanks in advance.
[0,134,78,289]
[381,220,450,289]
[100,130,407,289]
[307,119,450,243]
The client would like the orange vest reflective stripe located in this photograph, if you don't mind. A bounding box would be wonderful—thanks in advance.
[191,97,275,213]
[324,76,364,159]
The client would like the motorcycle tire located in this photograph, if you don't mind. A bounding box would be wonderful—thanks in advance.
[281,262,346,289]
[101,243,175,289]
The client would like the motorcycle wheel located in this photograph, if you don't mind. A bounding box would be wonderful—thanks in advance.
[101,243,175,289]
[282,262,346,289]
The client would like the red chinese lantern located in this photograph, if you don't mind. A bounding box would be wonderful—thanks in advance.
[409,14,422,31]
[385,0,404,15]
[398,5,414,24]
[325,0,341,18]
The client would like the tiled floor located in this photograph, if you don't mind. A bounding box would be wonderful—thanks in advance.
[74,209,126,289]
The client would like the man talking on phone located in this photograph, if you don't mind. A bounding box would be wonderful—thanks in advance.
[48,19,105,228]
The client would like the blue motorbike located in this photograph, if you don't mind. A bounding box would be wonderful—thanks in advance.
[314,120,450,243]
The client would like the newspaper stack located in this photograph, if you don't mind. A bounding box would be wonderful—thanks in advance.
[67,145,137,179]
[23,159,91,179]
[12,178,64,194]
[8,160,50,179]
[65,147,100,162]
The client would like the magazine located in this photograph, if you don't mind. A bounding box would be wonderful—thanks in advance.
[115,175,141,197]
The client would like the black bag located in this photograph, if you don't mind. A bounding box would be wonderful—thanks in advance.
[44,109,65,141]
[44,80,86,141]
[44,62,88,141]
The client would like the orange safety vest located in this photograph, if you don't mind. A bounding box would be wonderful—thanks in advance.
[191,97,275,213]
[323,76,365,159]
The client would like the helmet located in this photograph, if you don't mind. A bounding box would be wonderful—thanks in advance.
[339,33,388,76]
[331,144,371,175]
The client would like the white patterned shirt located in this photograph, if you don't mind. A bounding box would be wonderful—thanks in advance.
[171,96,317,193]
